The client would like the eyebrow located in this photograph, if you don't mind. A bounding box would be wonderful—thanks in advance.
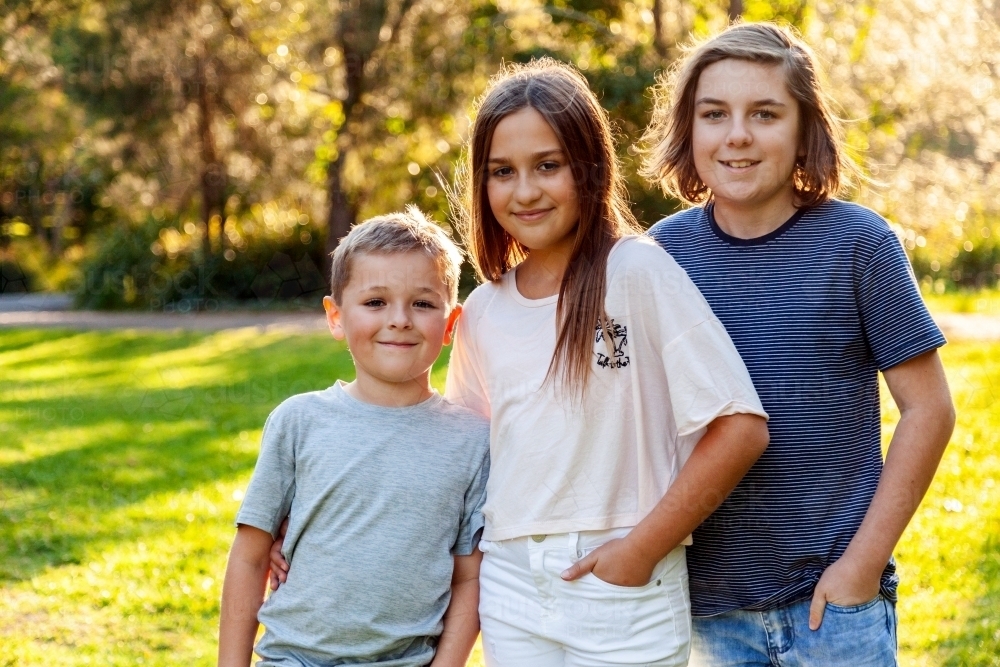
[359,285,438,295]
[695,97,788,107]
[487,149,564,165]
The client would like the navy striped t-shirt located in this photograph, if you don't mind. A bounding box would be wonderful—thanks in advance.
[647,199,946,616]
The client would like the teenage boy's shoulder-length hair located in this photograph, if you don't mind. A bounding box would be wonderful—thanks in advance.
[641,22,858,207]
[456,58,640,391]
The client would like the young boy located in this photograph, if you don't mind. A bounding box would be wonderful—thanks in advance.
[218,208,490,667]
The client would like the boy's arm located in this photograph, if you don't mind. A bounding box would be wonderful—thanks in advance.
[429,551,483,667]
[808,349,954,629]
[219,525,276,667]
[562,412,769,586]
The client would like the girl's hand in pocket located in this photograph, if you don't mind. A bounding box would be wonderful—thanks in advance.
[560,537,656,587]
[268,517,290,591]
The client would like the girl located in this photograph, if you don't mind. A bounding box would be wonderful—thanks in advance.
[445,59,770,667]
[641,23,954,666]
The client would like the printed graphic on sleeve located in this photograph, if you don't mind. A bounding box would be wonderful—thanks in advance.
[594,319,629,369]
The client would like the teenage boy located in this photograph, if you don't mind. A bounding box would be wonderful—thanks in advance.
[218,208,490,667]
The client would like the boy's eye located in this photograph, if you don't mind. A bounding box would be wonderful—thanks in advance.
[414,300,437,309]
[363,298,386,307]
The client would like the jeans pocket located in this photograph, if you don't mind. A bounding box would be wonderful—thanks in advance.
[825,594,882,614]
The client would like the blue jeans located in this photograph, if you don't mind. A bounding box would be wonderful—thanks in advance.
[689,595,898,667]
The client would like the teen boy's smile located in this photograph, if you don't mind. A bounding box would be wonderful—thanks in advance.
[692,59,801,234]
[323,250,460,407]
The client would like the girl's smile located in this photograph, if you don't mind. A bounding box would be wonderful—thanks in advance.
[486,107,580,257]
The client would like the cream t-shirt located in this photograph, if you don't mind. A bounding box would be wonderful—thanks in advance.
[444,236,768,542]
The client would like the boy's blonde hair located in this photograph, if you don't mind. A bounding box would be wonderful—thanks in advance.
[641,22,857,207]
[329,206,463,306]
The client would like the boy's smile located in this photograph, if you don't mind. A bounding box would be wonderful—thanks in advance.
[324,250,460,407]
[692,59,801,233]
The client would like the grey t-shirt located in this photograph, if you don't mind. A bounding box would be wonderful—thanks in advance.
[236,382,490,667]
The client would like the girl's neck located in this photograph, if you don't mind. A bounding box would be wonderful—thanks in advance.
[712,192,799,240]
[514,246,573,300]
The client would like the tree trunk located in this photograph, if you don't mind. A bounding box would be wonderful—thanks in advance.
[653,0,667,58]
[728,0,743,22]
[196,54,225,258]
[325,153,355,257]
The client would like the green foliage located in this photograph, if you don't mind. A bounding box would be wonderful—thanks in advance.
[76,215,327,310]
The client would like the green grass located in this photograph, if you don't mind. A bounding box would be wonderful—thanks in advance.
[0,329,997,665]
[921,287,1000,315]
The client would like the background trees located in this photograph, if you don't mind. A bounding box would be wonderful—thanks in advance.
[1,0,997,304]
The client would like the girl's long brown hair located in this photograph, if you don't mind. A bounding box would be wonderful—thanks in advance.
[456,59,640,392]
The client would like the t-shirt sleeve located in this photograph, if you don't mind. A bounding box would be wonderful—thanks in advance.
[453,440,490,556]
[444,301,491,419]
[235,408,296,538]
[858,232,946,370]
[626,240,768,436]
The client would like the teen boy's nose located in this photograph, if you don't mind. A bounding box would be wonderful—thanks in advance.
[726,118,753,147]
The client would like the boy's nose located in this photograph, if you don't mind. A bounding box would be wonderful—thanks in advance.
[726,120,752,147]
[386,303,413,328]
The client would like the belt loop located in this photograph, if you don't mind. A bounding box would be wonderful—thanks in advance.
[568,532,580,558]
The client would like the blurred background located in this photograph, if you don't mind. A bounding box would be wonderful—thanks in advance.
[2,0,999,310]
[2,2,1000,666]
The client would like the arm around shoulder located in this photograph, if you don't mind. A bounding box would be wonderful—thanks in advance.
[219,524,276,667]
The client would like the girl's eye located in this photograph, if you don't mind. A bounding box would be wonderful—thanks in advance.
[754,109,777,120]
[491,166,513,178]
[538,161,562,172]
[702,110,725,120]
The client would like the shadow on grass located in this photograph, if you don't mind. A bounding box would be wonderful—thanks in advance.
[0,329,355,582]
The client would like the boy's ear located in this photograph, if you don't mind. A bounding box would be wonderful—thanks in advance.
[442,304,463,346]
[323,296,346,341]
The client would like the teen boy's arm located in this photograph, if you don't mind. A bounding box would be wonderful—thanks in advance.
[808,349,955,629]
[219,525,275,667]
[429,551,483,667]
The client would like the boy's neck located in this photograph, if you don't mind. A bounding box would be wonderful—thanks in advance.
[343,373,434,408]
[712,195,799,241]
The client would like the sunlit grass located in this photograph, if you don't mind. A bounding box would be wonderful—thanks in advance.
[922,286,1000,315]
[0,330,996,665]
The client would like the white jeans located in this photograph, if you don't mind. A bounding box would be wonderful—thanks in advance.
[478,527,691,667]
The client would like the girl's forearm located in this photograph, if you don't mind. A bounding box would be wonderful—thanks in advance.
[626,413,769,567]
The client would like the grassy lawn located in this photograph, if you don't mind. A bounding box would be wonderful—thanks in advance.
[922,287,1000,315]
[0,329,997,666]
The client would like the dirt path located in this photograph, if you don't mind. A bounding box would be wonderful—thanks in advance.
[1,295,998,340]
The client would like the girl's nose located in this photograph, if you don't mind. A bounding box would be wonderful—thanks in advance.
[513,173,542,204]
